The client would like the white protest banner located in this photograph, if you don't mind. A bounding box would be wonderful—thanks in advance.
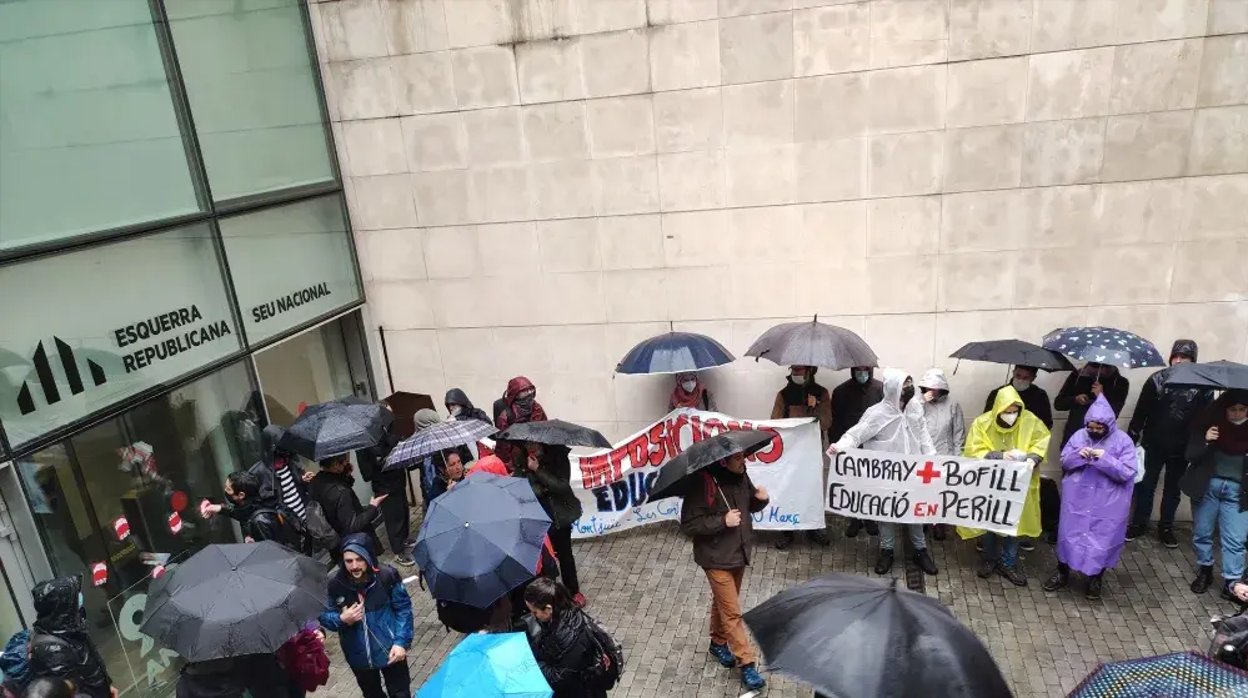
[825,449,1034,535]
[570,408,826,538]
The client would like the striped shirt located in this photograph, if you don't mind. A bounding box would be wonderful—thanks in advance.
[274,458,307,519]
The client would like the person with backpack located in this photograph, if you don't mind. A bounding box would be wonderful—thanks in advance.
[22,678,73,698]
[319,535,413,698]
[680,451,770,692]
[310,455,387,563]
[276,623,330,698]
[26,577,115,698]
[202,472,304,550]
[523,578,621,698]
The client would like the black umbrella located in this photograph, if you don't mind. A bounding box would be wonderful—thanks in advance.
[743,573,1013,698]
[277,400,391,460]
[140,542,327,662]
[1042,326,1166,370]
[495,419,611,449]
[648,429,775,502]
[950,339,1075,372]
[1164,360,1248,391]
[413,472,551,608]
[745,317,878,370]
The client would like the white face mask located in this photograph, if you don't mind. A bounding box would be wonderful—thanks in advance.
[681,380,697,393]
[1000,411,1020,426]
[791,375,807,386]
[449,406,462,417]
[1231,417,1248,426]
[1012,379,1032,392]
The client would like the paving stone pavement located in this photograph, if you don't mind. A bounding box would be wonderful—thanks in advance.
[321,515,1238,698]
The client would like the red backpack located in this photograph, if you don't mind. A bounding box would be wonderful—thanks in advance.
[277,628,329,692]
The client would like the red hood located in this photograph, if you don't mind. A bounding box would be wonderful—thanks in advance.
[505,376,536,402]
[470,455,510,477]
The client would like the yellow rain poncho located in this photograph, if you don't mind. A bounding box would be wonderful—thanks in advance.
[956,385,1051,540]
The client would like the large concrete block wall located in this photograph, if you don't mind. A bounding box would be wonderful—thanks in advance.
[308,0,1248,469]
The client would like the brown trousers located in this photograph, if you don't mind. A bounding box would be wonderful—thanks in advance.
[705,567,754,665]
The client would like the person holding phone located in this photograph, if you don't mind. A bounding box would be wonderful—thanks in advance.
[1183,391,1248,599]
[320,535,413,698]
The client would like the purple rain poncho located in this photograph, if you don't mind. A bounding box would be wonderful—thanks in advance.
[1056,394,1138,575]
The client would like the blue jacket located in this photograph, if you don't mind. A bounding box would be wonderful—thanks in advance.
[319,535,414,670]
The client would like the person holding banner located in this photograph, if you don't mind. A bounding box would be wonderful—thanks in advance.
[772,366,833,550]
[827,369,938,576]
[957,386,1051,587]
[680,452,770,692]
[830,366,884,540]
[917,368,966,542]
[1043,395,1137,599]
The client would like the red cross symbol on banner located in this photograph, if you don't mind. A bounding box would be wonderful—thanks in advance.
[916,461,941,484]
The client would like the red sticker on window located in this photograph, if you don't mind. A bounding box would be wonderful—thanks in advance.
[90,562,108,587]
[168,512,183,534]
[112,517,130,541]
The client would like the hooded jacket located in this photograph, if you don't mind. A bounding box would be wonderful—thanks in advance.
[1181,391,1248,512]
[1055,367,1130,446]
[769,369,832,435]
[917,368,967,456]
[1057,395,1137,575]
[834,369,935,457]
[309,470,378,539]
[445,389,490,423]
[957,386,1051,541]
[495,377,548,464]
[319,534,414,670]
[254,425,309,504]
[829,372,884,443]
[512,445,583,528]
[529,608,607,698]
[1127,340,1216,456]
[28,577,112,698]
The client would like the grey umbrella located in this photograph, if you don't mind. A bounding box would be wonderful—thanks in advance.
[745,317,878,370]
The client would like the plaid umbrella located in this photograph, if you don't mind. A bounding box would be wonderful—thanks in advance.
[1068,652,1248,698]
[384,419,497,472]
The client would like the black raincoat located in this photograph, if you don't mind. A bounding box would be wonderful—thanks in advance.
[1128,340,1216,456]
[445,389,490,423]
[175,655,287,698]
[529,609,606,698]
[28,577,112,698]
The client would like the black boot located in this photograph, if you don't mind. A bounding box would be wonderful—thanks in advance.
[1192,565,1214,594]
[874,548,894,575]
[864,520,880,536]
[913,548,938,575]
[775,531,795,550]
[1086,574,1103,600]
[845,519,863,538]
[1223,581,1237,602]
[932,524,947,541]
[807,529,831,546]
[1042,567,1069,592]
[1157,525,1178,549]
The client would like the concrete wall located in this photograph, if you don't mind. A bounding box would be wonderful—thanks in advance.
[307,0,1248,468]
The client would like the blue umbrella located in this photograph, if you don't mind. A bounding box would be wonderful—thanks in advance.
[413,472,551,608]
[1042,326,1167,371]
[418,632,552,698]
[615,331,735,375]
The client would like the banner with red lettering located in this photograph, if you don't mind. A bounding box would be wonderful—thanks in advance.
[570,408,826,538]
[825,449,1034,534]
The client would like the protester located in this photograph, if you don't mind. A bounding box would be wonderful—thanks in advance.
[310,454,386,559]
[413,408,444,507]
[427,449,468,501]
[26,577,114,698]
[510,441,586,607]
[445,388,490,423]
[201,471,301,548]
[176,655,287,698]
[1044,395,1137,599]
[1183,391,1248,599]
[830,366,883,539]
[1055,363,1130,447]
[984,366,1054,430]
[22,679,72,698]
[917,368,965,541]
[771,366,832,549]
[1127,340,1215,547]
[358,404,412,565]
[670,372,714,411]
[494,377,547,466]
[320,535,414,698]
[247,424,312,520]
[958,386,1051,587]
[679,451,769,691]
[523,578,612,698]
[829,369,938,576]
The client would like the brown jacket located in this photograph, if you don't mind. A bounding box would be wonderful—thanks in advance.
[770,385,833,434]
[680,469,769,570]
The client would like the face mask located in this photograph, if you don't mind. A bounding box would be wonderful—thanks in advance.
[1000,412,1019,426]
[681,380,697,393]
[1231,417,1248,426]
[1012,379,1032,392]
[449,406,462,417]
[900,387,915,404]
[791,375,806,386]
[854,370,870,385]
[1087,429,1106,439]
[516,395,534,408]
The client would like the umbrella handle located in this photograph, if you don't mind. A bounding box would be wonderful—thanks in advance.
[718,486,732,510]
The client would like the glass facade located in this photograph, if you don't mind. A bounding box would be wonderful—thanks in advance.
[0,1,364,696]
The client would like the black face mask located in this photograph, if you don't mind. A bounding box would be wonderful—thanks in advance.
[1087,428,1107,439]
[900,387,915,405]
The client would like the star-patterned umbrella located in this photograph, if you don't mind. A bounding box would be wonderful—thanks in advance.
[1042,327,1166,371]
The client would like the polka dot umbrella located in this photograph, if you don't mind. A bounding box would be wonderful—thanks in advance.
[1042,326,1167,371]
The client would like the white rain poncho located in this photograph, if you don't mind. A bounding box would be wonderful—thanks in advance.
[917,368,966,456]
[834,368,935,456]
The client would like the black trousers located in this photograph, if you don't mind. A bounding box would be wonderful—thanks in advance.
[1131,451,1187,528]
[352,662,410,698]
[548,525,580,595]
[373,471,411,555]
